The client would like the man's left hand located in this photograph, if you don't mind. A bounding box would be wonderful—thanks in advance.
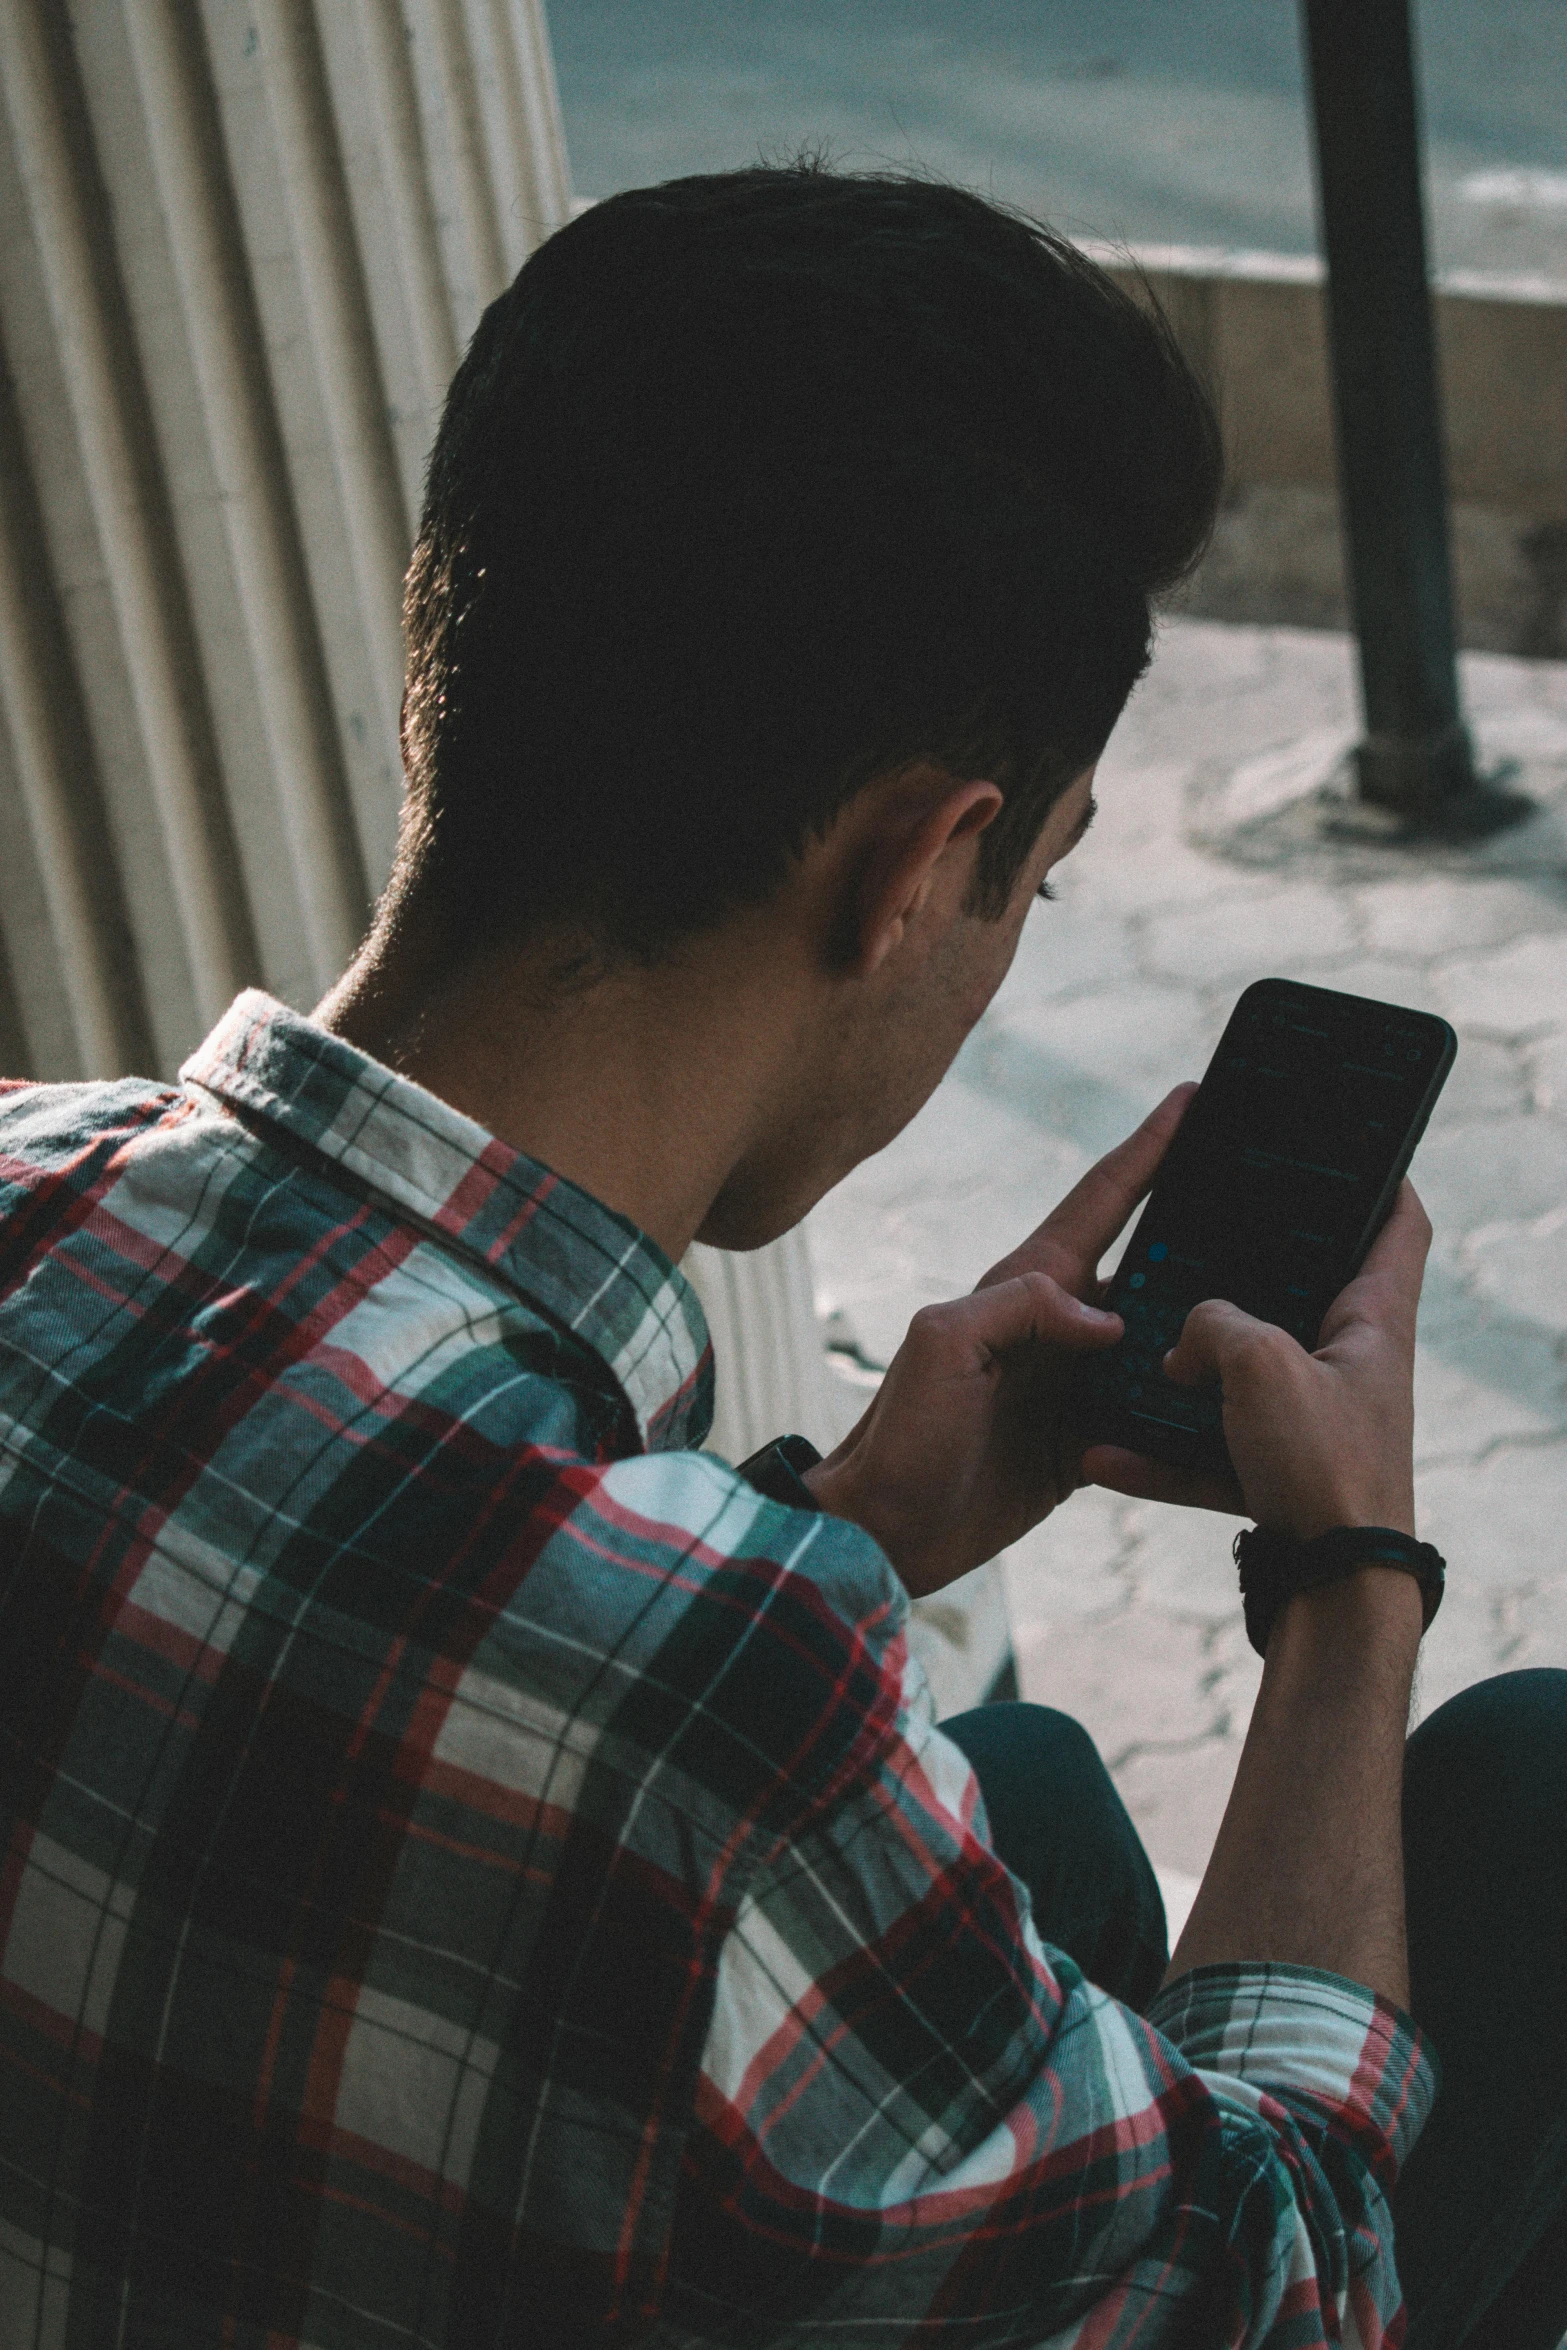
[804,1085,1195,1595]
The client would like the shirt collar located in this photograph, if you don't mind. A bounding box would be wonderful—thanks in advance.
[181,991,713,1453]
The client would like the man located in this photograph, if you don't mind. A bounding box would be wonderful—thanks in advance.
[0,164,1563,2350]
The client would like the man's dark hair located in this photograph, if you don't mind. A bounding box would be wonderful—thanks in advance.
[398,161,1222,960]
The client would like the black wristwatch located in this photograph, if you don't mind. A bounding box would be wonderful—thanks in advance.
[1233,1524,1445,1657]
[735,1433,824,1512]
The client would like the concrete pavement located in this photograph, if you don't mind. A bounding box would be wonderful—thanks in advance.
[809,614,1567,1882]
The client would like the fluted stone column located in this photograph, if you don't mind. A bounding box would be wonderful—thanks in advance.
[0,0,570,1072]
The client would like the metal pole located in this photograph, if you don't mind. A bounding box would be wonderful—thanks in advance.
[1300,0,1520,832]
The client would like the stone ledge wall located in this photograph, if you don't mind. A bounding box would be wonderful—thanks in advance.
[1088,241,1567,660]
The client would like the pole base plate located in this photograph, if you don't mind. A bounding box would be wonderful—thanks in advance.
[1326,730,1533,843]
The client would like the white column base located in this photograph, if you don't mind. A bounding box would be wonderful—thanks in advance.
[681,1227,1015,1717]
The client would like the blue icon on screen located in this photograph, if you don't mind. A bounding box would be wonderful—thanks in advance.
[1128,1271,1146,1288]
[1147,1242,1168,1261]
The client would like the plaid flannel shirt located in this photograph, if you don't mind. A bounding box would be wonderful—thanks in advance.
[0,991,1435,2349]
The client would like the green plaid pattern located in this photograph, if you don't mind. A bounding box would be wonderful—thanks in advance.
[0,992,1434,2346]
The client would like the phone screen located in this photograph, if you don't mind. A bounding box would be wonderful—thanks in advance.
[1073,978,1456,1472]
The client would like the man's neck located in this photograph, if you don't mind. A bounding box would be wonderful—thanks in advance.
[314,915,817,1265]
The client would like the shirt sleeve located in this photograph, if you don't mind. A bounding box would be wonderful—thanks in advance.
[664,1511,1437,2350]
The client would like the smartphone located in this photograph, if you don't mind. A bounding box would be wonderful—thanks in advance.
[1071,978,1456,1475]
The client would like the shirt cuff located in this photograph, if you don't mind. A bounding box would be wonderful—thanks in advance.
[1147,1961,1438,2176]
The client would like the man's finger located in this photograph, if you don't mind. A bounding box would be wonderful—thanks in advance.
[903,1271,1120,1369]
[1317,1181,1432,1348]
[1081,1443,1245,1516]
[984,1085,1197,1288]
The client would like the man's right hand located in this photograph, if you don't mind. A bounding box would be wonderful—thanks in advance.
[1098,1181,1436,2007]
[1083,1180,1431,1542]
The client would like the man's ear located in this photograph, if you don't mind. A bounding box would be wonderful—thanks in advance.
[852,777,1004,977]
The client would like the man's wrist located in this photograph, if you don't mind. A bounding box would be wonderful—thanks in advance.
[1270,1567,1426,1666]
[799,1456,845,1513]
[800,1460,954,1595]
[800,1457,893,1554]
[1286,1504,1416,1543]
[1236,1522,1441,1658]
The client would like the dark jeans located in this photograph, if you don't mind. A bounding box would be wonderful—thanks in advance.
[942,1669,1567,2350]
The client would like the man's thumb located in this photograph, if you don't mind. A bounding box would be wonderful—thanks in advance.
[1162,1296,1276,1390]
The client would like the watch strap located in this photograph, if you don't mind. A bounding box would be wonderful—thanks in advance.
[1234,1524,1445,1657]
[735,1433,824,1512]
